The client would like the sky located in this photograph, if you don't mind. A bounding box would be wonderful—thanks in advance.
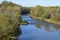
[0,0,60,7]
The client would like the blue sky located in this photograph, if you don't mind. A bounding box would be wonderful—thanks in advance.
[0,0,60,7]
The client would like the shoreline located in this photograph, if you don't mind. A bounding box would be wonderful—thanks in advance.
[30,15,60,25]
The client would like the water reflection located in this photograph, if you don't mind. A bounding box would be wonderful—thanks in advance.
[19,16,60,40]
[44,24,51,32]
[54,25,60,29]
[34,20,60,34]
[35,23,41,29]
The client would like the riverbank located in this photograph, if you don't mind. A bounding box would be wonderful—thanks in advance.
[0,1,22,40]
[30,15,60,25]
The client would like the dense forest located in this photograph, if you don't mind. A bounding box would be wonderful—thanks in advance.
[30,5,60,24]
[0,1,22,40]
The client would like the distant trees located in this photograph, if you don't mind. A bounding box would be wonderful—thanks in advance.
[30,5,60,23]
[21,7,30,15]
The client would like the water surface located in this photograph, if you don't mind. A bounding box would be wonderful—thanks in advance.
[18,15,60,40]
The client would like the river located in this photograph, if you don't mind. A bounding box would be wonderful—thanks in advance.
[18,15,60,40]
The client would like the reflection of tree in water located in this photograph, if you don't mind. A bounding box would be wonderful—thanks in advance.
[35,23,41,29]
[54,25,60,34]
[35,21,60,34]
[59,31,60,34]
[35,22,51,31]
[54,25,60,29]
[44,24,51,32]
[44,24,60,34]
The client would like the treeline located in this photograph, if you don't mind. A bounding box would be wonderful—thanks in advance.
[21,7,30,15]
[30,5,60,24]
[0,1,22,40]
